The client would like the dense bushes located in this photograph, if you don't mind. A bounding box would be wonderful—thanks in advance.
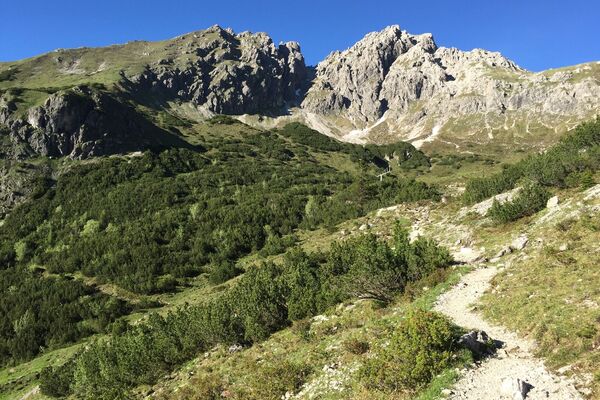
[279,122,430,169]
[0,129,436,295]
[322,225,452,303]
[487,182,551,223]
[0,269,130,366]
[40,227,452,398]
[0,124,440,374]
[463,118,600,204]
[360,310,464,392]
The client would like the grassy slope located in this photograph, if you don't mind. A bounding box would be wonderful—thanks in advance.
[2,166,598,399]
[0,118,412,399]
[480,185,600,397]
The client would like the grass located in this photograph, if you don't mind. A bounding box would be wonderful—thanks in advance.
[0,344,81,400]
[480,197,600,397]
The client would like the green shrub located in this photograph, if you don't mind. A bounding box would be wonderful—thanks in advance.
[248,359,311,400]
[40,228,451,398]
[183,373,225,399]
[40,358,76,398]
[343,337,370,355]
[259,234,297,257]
[323,223,452,304]
[463,117,600,204]
[487,182,550,223]
[360,310,461,392]
[208,260,242,285]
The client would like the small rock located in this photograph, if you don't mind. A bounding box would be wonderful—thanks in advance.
[441,388,454,396]
[557,365,573,375]
[453,247,483,263]
[228,344,242,353]
[458,330,496,358]
[546,195,559,208]
[500,378,533,400]
[493,246,512,259]
[510,235,529,251]
[359,224,368,231]
[558,244,568,251]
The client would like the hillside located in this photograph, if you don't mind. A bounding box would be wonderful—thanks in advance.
[0,23,598,400]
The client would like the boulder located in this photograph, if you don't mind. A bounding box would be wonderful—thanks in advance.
[500,378,533,400]
[546,195,559,208]
[458,330,496,358]
[452,247,483,263]
[510,235,529,251]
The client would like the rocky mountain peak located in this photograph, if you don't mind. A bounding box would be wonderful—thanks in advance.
[299,25,599,149]
[302,25,439,123]
[121,26,308,115]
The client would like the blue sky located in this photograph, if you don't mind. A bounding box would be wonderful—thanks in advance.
[1,0,599,71]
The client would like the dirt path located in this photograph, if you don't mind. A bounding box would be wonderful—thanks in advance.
[19,386,39,400]
[434,264,583,400]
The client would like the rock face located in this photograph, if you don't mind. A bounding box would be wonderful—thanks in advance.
[1,24,598,155]
[3,87,188,159]
[299,25,600,149]
[123,25,307,115]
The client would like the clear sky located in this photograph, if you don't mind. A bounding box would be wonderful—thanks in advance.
[1,0,599,71]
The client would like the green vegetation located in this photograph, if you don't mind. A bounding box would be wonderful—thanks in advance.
[463,117,600,204]
[481,210,600,395]
[487,181,551,223]
[0,130,434,294]
[0,269,129,368]
[39,226,453,398]
[0,121,438,370]
[360,309,468,393]
[279,122,431,169]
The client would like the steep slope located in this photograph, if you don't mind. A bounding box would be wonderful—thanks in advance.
[298,25,600,151]
[0,25,306,115]
[0,26,307,162]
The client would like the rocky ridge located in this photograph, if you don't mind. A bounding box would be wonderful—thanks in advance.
[1,24,599,159]
[297,25,600,149]
[122,25,307,115]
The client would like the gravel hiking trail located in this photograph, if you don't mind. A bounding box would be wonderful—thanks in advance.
[434,264,583,399]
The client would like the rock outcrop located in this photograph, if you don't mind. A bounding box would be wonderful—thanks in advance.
[1,24,598,154]
[3,86,188,159]
[122,25,307,115]
[299,25,600,149]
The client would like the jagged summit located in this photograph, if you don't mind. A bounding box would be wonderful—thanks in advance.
[297,25,599,149]
[0,24,599,157]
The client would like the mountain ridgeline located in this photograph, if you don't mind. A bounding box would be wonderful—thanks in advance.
[1,24,599,162]
[0,23,598,400]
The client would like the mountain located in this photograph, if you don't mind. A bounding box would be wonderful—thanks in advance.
[297,25,600,151]
[0,25,306,159]
[1,24,598,159]
[1,23,599,400]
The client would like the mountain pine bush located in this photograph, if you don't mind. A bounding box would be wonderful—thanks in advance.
[487,181,551,223]
[360,309,462,392]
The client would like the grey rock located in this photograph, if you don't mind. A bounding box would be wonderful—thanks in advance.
[6,86,188,159]
[124,26,307,115]
[546,196,559,209]
[500,377,534,400]
[458,330,497,358]
[300,26,600,148]
[227,344,243,353]
[510,235,529,251]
